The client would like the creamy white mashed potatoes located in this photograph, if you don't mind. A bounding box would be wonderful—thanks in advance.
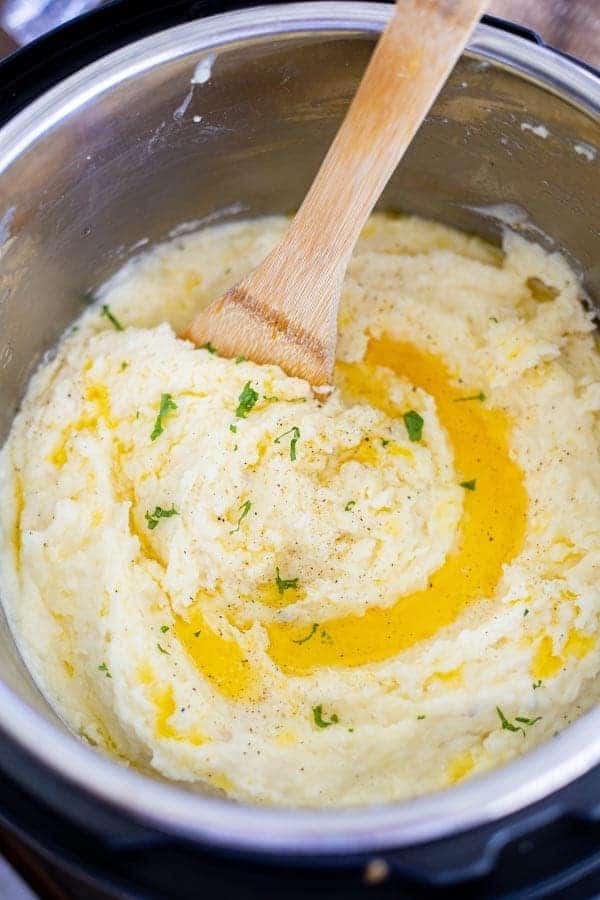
[0,214,599,806]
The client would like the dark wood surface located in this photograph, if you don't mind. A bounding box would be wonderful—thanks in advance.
[0,1,597,897]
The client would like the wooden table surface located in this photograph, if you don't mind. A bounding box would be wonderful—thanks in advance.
[0,1,597,898]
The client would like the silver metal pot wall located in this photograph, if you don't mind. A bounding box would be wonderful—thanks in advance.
[0,1,598,857]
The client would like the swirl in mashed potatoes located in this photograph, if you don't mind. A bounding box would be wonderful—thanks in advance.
[0,214,598,806]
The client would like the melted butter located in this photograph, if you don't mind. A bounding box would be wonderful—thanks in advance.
[174,604,254,700]
[447,750,475,784]
[337,436,379,468]
[11,472,23,571]
[49,383,116,468]
[423,665,464,691]
[532,635,563,679]
[153,684,205,745]
[267,338,527,673]
[258,580,304,609]
[563,628,595,660]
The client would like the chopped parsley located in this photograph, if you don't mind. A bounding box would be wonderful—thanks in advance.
[229,424,237,433]
[98,662,111,678]
[460,479,477,491]
[200,341,217,354]
[496,706,541,736]
[312,705,339,728]
[157,643,169,655]
[489,316,499,323]
[101,304,123,331]
[263,395,279,403]
[275,566,299,594]
[160,625,170,633]
[381,438,390,447]
[235,355,246,364]
[523,608,530,617]
[453,392,486,403]
[230,500,252,534]
[344,500,356,511]
[274,426,300,460]
[151,393,177,441]
[235,381,259,418]
[417,715,426,720]
[145,505,179,530]
[403,410,424,442]
[533,680,542,690]
[193,630,201,638]
[292,623,318,645]
[120,361,129,371]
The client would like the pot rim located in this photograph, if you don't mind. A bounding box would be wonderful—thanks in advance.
[0,1,598,855]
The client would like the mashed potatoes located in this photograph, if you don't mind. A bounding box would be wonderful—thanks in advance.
[0,214,599,806]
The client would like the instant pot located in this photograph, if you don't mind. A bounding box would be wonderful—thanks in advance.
[0,2,599,896]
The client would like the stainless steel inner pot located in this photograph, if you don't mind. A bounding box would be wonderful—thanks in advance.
[0,1,598,856]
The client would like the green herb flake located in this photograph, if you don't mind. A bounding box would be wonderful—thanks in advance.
[460,479,477,491]
[490,316,499,324]
[120,361,129,371]
[230,500,252,535]
[229,424,237,433]
[160,625,170,634]
[200,341,218,354]
[453,391,486,403]
[235,355,246,364]
[274,426,300,461]
[381,438,390,447]
[157,643,169,655]
[533,680,542,690]
[292,623,318,645]
[151,393,177,441]
[497,706,541,736]
[403,410,424,442]
[101,304,124,331]
[236,381,259,418]
[344,500,356,512]
[98,662,111,678]
[312,705,339,729]
[320,629,333,644]
[145,504,179,530]
[193,630,202,638]
[417,715,426,720]
[275,566,299,595]
[263,395,279,403]
[523,608,530,617]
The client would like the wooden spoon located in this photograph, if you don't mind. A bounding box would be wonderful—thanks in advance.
[184,0,487,387]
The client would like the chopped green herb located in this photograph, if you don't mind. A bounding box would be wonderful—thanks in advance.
[523,608,530,617]
[453,392,486,403]
[344,500,356,512]
[236,381,258,418]
[320,629,333,644]
[101,304,123,331]
[460,479,477,491]
[274,426,300,461]
[235,355,246,364]
[151,393,177,441]
[417,715,426,720]
[98,662,111,678]
[497,706,541,736]
[380,438,390,447]
[292,623,318,645]
[229,424,237,433]
[403,410,424,442]
[157,643,169,655]
[120,361,129,371]
[312,705,339,728]
[160,625,170,634]
[230,500,252,534]
[490,316,499,323]
[145,504,179,530]
[533,680,542,690]
[193,630,201,638]
[200,341,218,354]
[263,395,279,403]
[275,566,299,595]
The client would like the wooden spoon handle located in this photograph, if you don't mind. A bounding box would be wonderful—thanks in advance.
[285,0,488,269]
